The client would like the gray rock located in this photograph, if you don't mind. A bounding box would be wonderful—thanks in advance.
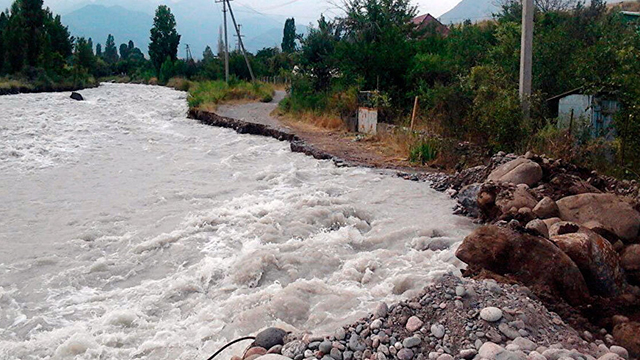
[608,346,628,360]
[512,337,537,352]
[598,354,624,360]
[331,348,343,360]
[456,286,466,297]
[436,355,453,360]
[431,324,445,339]
[70,92,84,101]
[309,342,320,350]
[336,328,346,341]
[254,328,288,350]
[480,307,503,322]
[479,342,506,359]
[255,355,293,360]
[282,341,307,359]
[499,323,520,340]
[371,319,383,330]
[349,334,366,352]
[343,351,353,360]
[528,351,546,360]
[375,303,389,318]
[403,337,421,348]
[322,355,334,360]
[319,341,333,354]
[397,349,414,360]
[533,196,560,219]
[377,352,387,360]
[488,158,543,187]
[496,350,525,360]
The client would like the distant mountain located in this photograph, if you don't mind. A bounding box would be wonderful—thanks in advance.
[62,5,153,54]
[439,0,497,24]
[58,1,303,58]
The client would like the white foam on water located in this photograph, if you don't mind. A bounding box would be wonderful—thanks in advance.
[0,84,475,359]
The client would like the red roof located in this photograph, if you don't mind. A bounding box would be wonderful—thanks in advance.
[412,13,450,36]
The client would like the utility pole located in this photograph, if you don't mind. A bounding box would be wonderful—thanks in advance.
[519,0,534,116]
[185,44,193,63]
[215,0,230,83]
[234,24,244,52]
[226,0,255,82]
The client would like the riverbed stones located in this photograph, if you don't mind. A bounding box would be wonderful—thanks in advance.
[488,158,543,187]
[479,342,506,358]
[375,303,389,319]
[403,336,421,348]
[406,316,423,332]
[282,340,306,358]
[533,197,560,219]
[255,328,288,350]
[319,341,333,354]
[480,307,503,322]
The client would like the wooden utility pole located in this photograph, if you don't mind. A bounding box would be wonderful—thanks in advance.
[216,0,230,83]
[411,96,419,131]
[226,0,255,82]
[519,0,534,116]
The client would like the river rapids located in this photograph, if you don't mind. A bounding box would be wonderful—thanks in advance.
[0,84,474,359]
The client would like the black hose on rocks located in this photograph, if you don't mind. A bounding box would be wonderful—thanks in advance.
[206,336,256,360]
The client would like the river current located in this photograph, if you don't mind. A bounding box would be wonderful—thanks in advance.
[0,84,474,359]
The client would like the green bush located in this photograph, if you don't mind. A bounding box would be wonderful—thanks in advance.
[409,139,439,164]
[187,80,275,110]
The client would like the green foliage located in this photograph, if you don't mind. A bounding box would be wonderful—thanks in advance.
[282,18,297,53]
[104,34,118,64]
[149,5,181,75]
[409,139,439,164]
[298,15,340,92]
[187,80,275,110]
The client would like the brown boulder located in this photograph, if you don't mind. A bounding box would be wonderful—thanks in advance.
[613,321,640,358]
[556,193,640,241]
[488,158,543,187]
[549,221,581,237]
[621,245,640,285]
[526,219,549,238]
[550,231,626,297]
[495,184,539,215]
[456,225,590,305]
[533,197,560,219]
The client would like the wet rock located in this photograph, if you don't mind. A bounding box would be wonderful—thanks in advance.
[70,92,84,101]
[320,341,333,354]
[458,183,484,218]
[336,328,346,341]
[533,197,560,219]
[397,349,414,360]
[556,193,640,241]
[374,303,389,319]
[612,321,640,358]
[488,158,543,187]
[254,328,288,350]
[550,230,626,297]
[456,225,590,305]
[406,316,423,332]
[480,307,503,322]
[526,219,549,238]
[282,341,307,359]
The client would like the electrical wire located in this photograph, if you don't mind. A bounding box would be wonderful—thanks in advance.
[205,336,256,360]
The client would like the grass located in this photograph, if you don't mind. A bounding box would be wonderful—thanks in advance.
[0,75,98,95]
[187,80,275,111]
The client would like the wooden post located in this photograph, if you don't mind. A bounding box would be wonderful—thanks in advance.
[411,96,419,131]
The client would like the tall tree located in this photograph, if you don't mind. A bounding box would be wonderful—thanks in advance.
[0,11,7,73]
[299,15,340,91]
[282,18,297,53]
[74,36,95,71]
[4,2,26,72]
[104,34,118,63]
[21,0,45,67]
[95,43,102,57]
[203,45,215,62]
[119,43,130,60]
[149,5,180,74]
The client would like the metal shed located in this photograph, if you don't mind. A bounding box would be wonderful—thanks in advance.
[548,88,620,139]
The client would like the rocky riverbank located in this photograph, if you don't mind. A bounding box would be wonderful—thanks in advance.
[228,276,629,360]
[189,108,638,360]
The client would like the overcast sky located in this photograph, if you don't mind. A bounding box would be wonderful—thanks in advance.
[1,0,463,20]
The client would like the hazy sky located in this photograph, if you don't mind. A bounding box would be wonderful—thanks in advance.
[0,0,463,20]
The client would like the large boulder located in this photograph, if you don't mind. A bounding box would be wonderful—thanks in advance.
[495,184,539,214]
[70,92,84,101]
[550,230,626,297]
[556,193,640,241]
[621,245,640,285]
[613,321,640,359]
[488,158,543,187]
[533,197,560,219]
[456,225,590,305]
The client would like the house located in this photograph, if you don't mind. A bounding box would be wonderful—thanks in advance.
[412,14,450,37]
[548,88,620,139]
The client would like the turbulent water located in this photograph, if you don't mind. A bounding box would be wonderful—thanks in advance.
[0,84,474,359]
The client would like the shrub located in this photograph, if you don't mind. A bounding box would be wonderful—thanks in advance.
[409,139,439,164]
